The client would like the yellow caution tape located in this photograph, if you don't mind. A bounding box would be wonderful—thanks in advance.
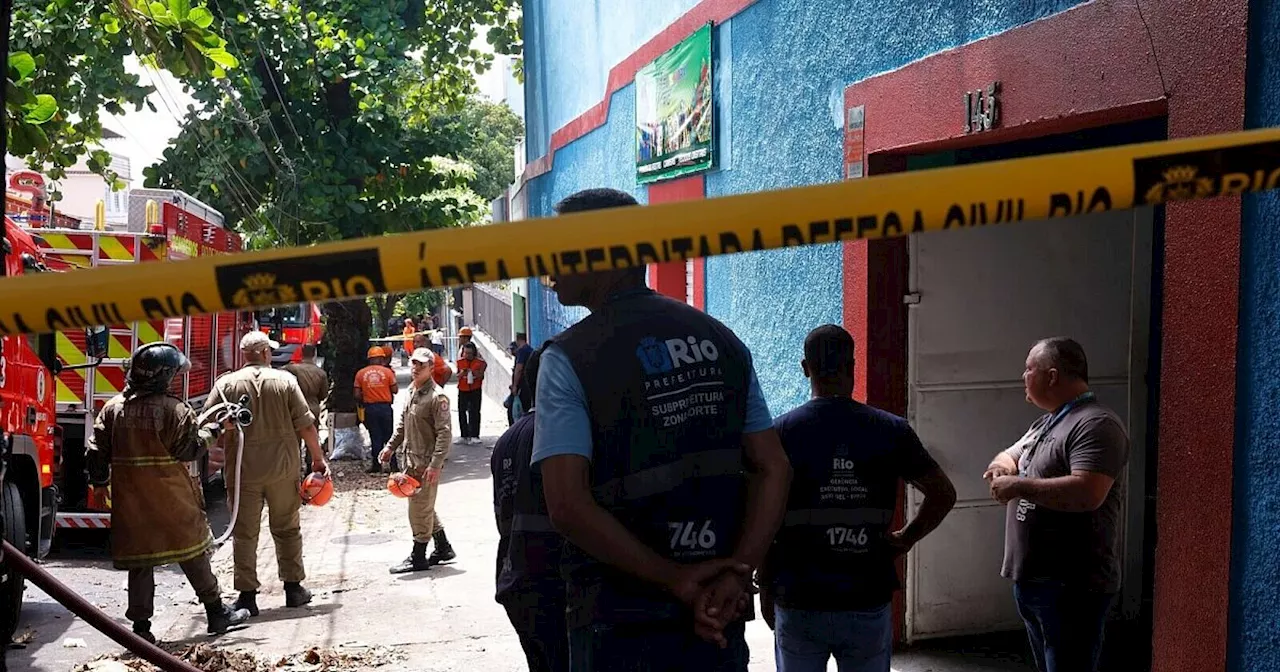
[2,127,1280,336]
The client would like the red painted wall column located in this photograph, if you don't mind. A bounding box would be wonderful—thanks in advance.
[647,176,706,303]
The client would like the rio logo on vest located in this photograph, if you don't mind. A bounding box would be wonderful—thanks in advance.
[635,336,720,376]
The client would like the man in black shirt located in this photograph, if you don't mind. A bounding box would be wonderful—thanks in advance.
[761,325,956,672]
[492,348,568,672]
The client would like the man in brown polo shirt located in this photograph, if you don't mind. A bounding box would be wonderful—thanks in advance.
[984,337,1129,672]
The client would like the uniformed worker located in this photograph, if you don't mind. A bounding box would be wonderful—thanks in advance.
[760,325,956,672]
[207,330,329,615]
[381,348,457,573]
[87,342,251,644]
[412,331,454,385]
[355,346,398,474]
[284,344,330,478]
[492,348,569,672]
[534,188,793,671]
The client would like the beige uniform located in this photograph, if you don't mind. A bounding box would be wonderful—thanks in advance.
[283,361,329,430]
[88,393,221,621]
[206,364,315,592]
[387,381,452,542]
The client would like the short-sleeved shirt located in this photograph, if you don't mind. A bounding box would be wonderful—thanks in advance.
[767,397,939,609]
[530,343,773,464]
[283,361,329,423]
[354,365,396,404]
[514,343,534,367]
[206,364,315,485]
[1001,398,1129,593]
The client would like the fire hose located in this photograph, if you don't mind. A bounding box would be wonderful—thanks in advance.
[204,392,253,548]
[0,539,202,672]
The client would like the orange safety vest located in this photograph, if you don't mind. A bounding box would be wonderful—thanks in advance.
[456,357,487,392]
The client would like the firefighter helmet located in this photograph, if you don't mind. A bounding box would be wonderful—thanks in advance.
[387,474,421,498]
[123,342,190,398]
[300,473,334,506]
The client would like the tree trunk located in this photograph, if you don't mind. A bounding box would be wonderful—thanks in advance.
[323,299,371,414]
[371,293,403,338]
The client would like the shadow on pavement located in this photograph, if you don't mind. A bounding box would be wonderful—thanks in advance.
[440,441,494,484]
[391,564,466,582]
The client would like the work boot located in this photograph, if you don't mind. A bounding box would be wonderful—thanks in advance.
[205,601,251,635]
[132,620,157,644]
[284,582,312,608]
[427,529,456,565]
[233,591,260,617]
[366,461,382,474]
[389,541,431,574]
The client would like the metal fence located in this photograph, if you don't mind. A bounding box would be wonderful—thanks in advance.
[473,283,514,344]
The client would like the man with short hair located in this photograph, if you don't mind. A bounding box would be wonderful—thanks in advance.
[207,331,328,615]
[985,337,1130,672]
[535,187,792,671]
[355,346,398,474]
[492,347,568,672]
[510,332,534,421]
[456,341,487,445]
[284,344,329,477]
[761,325,956,672]
[381,348,457,573]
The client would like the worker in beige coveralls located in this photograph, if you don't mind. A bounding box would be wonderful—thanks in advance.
[381,347,457,573]
[88,342,250,644]
[206,330,329,615]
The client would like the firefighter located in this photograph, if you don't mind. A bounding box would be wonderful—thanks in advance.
[87,342,251,644]
[207,330,329,615]
[412,331,455,385]
[455,341,486,445]
[355,346,398,474]
[381,348,457,573]
[285,344,330,478]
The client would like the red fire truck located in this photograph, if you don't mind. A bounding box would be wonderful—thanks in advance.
[255,303,325,367]
[0,217,88,635]
[4,176,256,532]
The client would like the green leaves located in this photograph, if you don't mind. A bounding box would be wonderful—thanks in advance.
[9,52,36,81]
[22,94,58,124]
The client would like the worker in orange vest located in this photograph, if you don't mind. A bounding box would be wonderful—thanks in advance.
[401,319,417,366]
[455,340,487,445]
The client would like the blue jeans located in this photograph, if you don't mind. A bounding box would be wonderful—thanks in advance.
[569,620,748,672]
[1013,581,1115,672]
[774,603,892,672]
[363,403,395,468]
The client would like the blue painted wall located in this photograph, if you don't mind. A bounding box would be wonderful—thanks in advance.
[523,0,1088,415]
[1229,0,1280,669]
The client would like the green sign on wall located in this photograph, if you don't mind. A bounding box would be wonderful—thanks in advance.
[635,23,714,184]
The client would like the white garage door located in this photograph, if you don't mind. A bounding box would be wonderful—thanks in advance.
[903,208,1154,640]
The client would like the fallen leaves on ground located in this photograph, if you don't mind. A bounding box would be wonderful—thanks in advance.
[73,643,406,672]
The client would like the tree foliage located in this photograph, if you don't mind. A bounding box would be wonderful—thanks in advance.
[431,96,523,203]
[140,0,521,411]
[5,0,236,190]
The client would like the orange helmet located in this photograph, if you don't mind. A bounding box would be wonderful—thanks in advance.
[387,474,422,498]
[367,346,386,359]
[300,473,334,506]
[458,327,473,337]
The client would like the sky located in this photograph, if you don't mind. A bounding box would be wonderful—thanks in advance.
[101,44,510,184]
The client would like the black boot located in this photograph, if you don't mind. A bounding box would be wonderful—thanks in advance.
[427,529,456,565]
[232,591,259,617]
[366,461,382,474]
[131,620,156,644]
[284,582,312,608]
[389,541,431,574]
[205,601,251,635]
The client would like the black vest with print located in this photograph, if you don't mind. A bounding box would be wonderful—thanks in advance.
[495,410,565,602]
[553,289,750,627]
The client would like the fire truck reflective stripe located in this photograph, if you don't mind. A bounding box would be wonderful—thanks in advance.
[55,378,77,404]
[137,321,163,345]
[55,514,111,529]
[38,233,76,251]
[116,540,211,566]
[108,333,131,359]
[113,455,179,466]
[55,332,88,404]
[97,235,134,262]
[95,367,125,396]
[141,238,165,262]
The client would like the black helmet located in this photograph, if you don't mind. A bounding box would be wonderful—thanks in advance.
[123,342,190,399]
